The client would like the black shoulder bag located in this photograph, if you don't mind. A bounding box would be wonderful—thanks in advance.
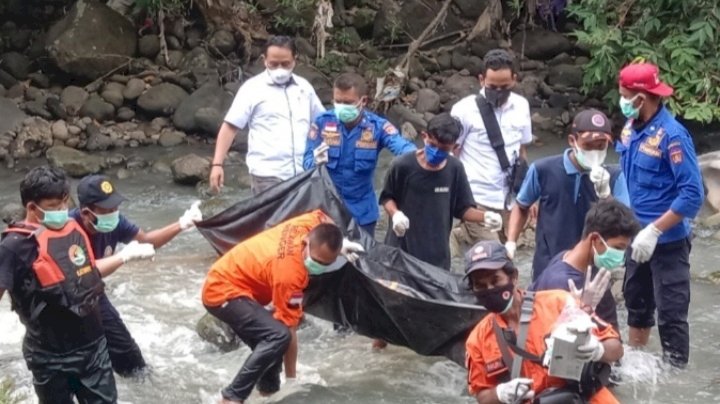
[474,95,529,209]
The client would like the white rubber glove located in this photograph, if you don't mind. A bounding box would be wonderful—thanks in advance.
[631,223,662,263]
[568,268,611,312]
[483,211,503,232]
[504,241,517,259]
[313,142,329,165]
[590,166,611,199]
[391,211,410,237]
[496,377,535,404]
[575,334,605,362]
[178,201,203,230]
[117,241,155,264]
[341,238,365,264]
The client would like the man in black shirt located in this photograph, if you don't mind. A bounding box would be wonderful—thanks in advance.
[0,166,155,404]
[379,113,502,271]
[530,199,640,332]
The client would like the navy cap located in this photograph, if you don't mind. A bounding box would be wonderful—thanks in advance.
[464,240,512,279]
[77,175,126,209]
[571,109,612,137]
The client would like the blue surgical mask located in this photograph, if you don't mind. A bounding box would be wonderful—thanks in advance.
[90,210,120,233]
[424,144,449,166]
[38,207,69,230]
[619,96,641,119]
[304,245,331,275]
[593,236,626,271]
[334,103,361,123]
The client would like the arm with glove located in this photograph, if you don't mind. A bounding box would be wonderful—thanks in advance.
[96,241,156,278]
[134,201,203,248]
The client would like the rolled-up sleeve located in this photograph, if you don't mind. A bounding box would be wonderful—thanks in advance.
[516,164,541,208]
[667,134,704,218]
[224,82,254,129]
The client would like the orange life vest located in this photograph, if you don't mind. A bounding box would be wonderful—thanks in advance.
[2,219,105,318]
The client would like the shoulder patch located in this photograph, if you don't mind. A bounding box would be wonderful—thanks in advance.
[383,121,399,135]
[309,123,318,140]
[669,143,684,164]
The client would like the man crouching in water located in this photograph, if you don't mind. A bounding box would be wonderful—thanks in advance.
[465,240,623,403]
[201,209,364,404]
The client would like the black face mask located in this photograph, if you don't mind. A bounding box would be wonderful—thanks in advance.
[474,281,515,313]
[485,87,511,108]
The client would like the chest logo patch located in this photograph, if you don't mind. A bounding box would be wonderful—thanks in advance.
[68,244,87,267]
[356,127,377,149]
[322,123,341,146]
[639,128,664,158]
[434,186,449,193]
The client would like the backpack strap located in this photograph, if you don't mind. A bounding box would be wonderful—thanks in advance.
[475,94,511,171]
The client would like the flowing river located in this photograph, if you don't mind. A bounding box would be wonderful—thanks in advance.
[1,141,719,403]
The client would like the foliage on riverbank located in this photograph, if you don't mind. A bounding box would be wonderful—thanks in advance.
[569,0,720,123]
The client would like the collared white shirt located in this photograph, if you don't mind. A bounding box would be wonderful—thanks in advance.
[224,71,325,179]
[451,90,533,209]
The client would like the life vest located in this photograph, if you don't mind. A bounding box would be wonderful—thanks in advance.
[2,219,105,318]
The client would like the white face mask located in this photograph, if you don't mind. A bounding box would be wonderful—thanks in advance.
[575,147,607,170]
[267,67,293,85]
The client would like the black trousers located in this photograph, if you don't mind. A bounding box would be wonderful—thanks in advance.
[24,337,117,404]
[206,297,291,401]
[624,237,691,367]
[98,293,147,377]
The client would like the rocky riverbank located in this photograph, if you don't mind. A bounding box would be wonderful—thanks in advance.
[0,0,620,176]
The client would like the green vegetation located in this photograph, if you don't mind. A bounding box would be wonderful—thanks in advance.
[0,378,25,404]
[134,0,187,13]
[272,0,317,35]
[316,52,345,75]
[569,0,720,123]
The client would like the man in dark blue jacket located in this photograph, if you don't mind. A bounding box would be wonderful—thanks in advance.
[616,62,704,368]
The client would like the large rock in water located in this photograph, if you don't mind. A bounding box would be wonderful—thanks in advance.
[172,83,233,135]
[196,313,241,352]
[137,83,189,116]
[10,118,54,159]
[171,153,210,185]
[45,0,137,79]
[46,145,104,177]
[699,151,720,215]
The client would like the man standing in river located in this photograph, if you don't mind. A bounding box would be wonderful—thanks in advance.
[449,49,532,255]
[201,210,364,403]
[616,62,703,368]
[71,174,202,377]
[209,36,325,195]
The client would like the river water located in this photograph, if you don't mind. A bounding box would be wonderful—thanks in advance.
[1,142,719,404]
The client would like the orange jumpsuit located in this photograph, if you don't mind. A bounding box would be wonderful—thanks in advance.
[202,209,327,327]
[466,289,619,404]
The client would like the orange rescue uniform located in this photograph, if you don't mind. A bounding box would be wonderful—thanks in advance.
[466,289,619,404]
[202,210,327,327]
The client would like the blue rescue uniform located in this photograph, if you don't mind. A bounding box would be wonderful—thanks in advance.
[303,110,416,234]
[516,149,629,280]
[616,105,704,367]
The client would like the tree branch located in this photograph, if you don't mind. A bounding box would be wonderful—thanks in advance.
[395,0,454,74]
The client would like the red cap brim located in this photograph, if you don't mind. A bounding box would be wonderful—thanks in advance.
[646,82,674,97]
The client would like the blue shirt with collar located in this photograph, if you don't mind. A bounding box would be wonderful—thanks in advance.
[517,149,629,207]
[303,109,416,225]
[615,105,704,244]
[515,149,628,279]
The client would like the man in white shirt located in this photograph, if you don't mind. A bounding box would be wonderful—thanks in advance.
[449,49,533,257]
[209,36,326,195]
